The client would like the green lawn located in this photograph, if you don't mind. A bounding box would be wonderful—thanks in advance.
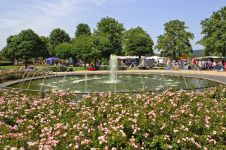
[0,65,86,71]
[0,65,20,70]
[70,66,85,71]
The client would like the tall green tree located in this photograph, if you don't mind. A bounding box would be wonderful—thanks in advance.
[2,29,47,67]
[92,34,111,65]
[75,23,91,37]
[54,43,72,59]
[1,35,18,62]
[122,27,154,58]
[71,34,110,66]
[155,20,194,59]
[40,36,50,57]
[91,33,111,59]
[198,6,226,56]
[95,17,125,56]
[71,36,94,65]
[49,28,70,55]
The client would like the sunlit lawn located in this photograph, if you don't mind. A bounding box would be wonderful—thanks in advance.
[0,65,85,71]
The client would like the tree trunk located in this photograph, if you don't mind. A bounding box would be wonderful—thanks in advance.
[173,51,176,60]
[24,58,28,69]
[223,49,226,57]
[94,59,97,68]
[84,61,86,70]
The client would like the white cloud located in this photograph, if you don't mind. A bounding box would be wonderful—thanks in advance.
[0,0,111,49]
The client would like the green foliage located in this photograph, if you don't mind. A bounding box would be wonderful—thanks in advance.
[155,20,194,59]
[72,34,110,63]
[123,27,154,57]
[54,43,72,59]
[49,66,71,72]
[75,23,91,37]
[72,35,94,63]
[40,36,50,58]
[1,29,48,66]
[198,6,226,56]
[92,34,112,60]
[0,61,14,66]
[95,17,125,56]
[49,28,71,55]
[0,71,44,83]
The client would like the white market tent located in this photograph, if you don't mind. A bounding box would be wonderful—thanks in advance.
[117,56,139,59]
[117,56,165,60]
[196,56,221,59]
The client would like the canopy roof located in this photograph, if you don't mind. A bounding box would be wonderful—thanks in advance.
[196,56,222,59]
[145,56,165,60]
[116,56,165,60]
[46,57,59,61]
[117,56,139,59]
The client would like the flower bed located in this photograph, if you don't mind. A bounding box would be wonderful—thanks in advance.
[0,87,225,149]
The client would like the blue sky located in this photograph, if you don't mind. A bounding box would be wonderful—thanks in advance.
[0,0,225,50]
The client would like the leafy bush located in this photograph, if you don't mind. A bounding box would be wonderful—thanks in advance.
[68,68,74,71]
[0,61,14,66]
[0,87,225,149]
[0,72,22,83]
[49,66,72,72]
[0,71,45,83]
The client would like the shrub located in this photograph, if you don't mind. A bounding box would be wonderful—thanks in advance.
[0,61,14,66]
[49,66,68,72]
[0,71,45,83]
[68,68,74,71]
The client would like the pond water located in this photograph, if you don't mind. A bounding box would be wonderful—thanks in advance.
[10,74,219,93]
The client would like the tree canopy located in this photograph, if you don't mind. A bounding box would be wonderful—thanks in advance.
[72,36,94,64]
[49,28,70,55]
[92,34,111,60]
[95,17,125,56]
[122,27,154,57]
[198,6,226,56]
[54,43,72,59]
[155,20,194,59]
[1,29,48,67]
[75,23,91,37]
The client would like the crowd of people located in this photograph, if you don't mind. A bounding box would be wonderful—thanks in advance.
[165,57,226,71]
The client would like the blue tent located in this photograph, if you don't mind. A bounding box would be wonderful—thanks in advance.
[46,57,59,65]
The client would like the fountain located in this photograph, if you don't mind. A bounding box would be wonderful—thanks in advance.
[109,55,118,83]
[5,55,221,94]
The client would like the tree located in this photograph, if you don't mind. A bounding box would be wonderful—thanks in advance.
[49,28,70,55]
[71,36,94,65]
[92,33,111,60]
[71,34,110,66]
[92,34,111,65]
[198,6,226,56]
[1,35,18,62]
[54,43,72,59]
[155,20,194,59]
[122,27,154,58]
[75,23,91,37]
[40,36,50,58]
[2,29,47,67]
[95,17,125,56]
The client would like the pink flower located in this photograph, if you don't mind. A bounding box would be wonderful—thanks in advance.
[27,141,37,147]
[98,135,107,144]
[50,139,58,146]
